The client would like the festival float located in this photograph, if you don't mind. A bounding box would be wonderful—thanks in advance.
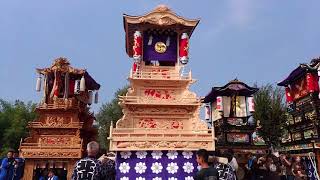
[108,5,214,179]
[278,57,320,178]
[19,58,100,180]
[203,79,268,178]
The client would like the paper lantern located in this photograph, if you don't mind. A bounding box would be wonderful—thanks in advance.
[88,90,93,104]
[94,91,99,104]
[179,33,189,65]
[247,97,255,112]
[285,87,293,103]
[306,73,319,93]
[36,76,42,92]
[74,80,80,94]
[80,75,86,91]
[205,104,211,120]
[216,96,223,111]
[133,31,142,62]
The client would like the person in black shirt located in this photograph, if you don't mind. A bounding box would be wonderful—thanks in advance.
[194,149,219,180]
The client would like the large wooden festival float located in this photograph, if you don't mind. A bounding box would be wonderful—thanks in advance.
[108,5,214,179]
[203,79,268,178]
[19,58,100,180]
[278,57,320,178]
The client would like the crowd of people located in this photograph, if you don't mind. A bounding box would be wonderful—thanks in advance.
[194,149,317,180]
[0,144,317,180]
[0,149,25,180]
[244,153,310,180]
[0,141,116,180]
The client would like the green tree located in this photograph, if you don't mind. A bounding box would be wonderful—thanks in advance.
[0,99,37,156]
[96,86,128,151]
[253,84,286,147]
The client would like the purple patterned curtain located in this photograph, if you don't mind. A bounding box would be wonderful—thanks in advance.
[143,33,177,62]
[116,151,199,180]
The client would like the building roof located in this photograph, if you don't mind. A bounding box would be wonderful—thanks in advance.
[203,79,258,103]
[123,5,200,57]
[277,57,320,86]
[36,57,100,90]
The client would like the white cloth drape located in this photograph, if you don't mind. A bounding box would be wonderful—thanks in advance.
[223,96,231,117]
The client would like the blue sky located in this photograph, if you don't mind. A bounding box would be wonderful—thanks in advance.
[1,0,320,111]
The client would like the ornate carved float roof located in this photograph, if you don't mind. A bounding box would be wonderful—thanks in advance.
[124,5,200,57]
[203,79,258,103]
[278,57,320,86]
[36,57,100,90]
[36,57,85,75]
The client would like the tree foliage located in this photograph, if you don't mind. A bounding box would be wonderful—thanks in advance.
[0,99,37,156]
[253,84,286,147]
[96,86,128,151]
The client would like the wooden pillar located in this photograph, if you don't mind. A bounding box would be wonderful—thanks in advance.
[67,159,77,180]
[22,160,34,180]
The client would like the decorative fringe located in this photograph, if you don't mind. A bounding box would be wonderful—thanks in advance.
[36,76,42,92]
[148,35,153,45]
[74,80,80,94]
[166,36,170,46]
[88,90,93,105]
[94,91,99,104]
[80,75,86,91]
[63,72,69,99]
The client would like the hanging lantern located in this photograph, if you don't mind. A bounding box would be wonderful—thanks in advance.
[285,87,293,103]
[94,91,99,104]
[247,96,255,112]
[88,90,93,105]
[36,75,42,92]
[133,31,142,62]
[205,104,211,120]
[216,96,223,111]
[179,33,189,65]
[133,62,138,73]
[306,72,319,93]
[74,80,81,94]
[80,75,86,91]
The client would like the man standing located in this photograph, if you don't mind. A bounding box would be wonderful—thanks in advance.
[72,141,102,180]
[0,149,15,180]
[13,151,25,180]
[195,149,219,180]
[47,170,59,180]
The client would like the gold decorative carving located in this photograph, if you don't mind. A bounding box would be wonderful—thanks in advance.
[21,151,80,158]
[39,116,72,127]
[39,137,73,146]
[36,57,85,75]
[115,141,210,149]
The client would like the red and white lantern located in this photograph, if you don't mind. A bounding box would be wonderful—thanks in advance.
[285,87,293,103]
[306,72,319,93]
[179,33,189,65]
[247,97,255,112]
[205,104,211,120]
[133,31,142,62]
[216,96,223,111]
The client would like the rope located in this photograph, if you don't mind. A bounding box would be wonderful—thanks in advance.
[308,152,320,179]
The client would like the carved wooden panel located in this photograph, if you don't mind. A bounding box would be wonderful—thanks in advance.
[136,118,183,129]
